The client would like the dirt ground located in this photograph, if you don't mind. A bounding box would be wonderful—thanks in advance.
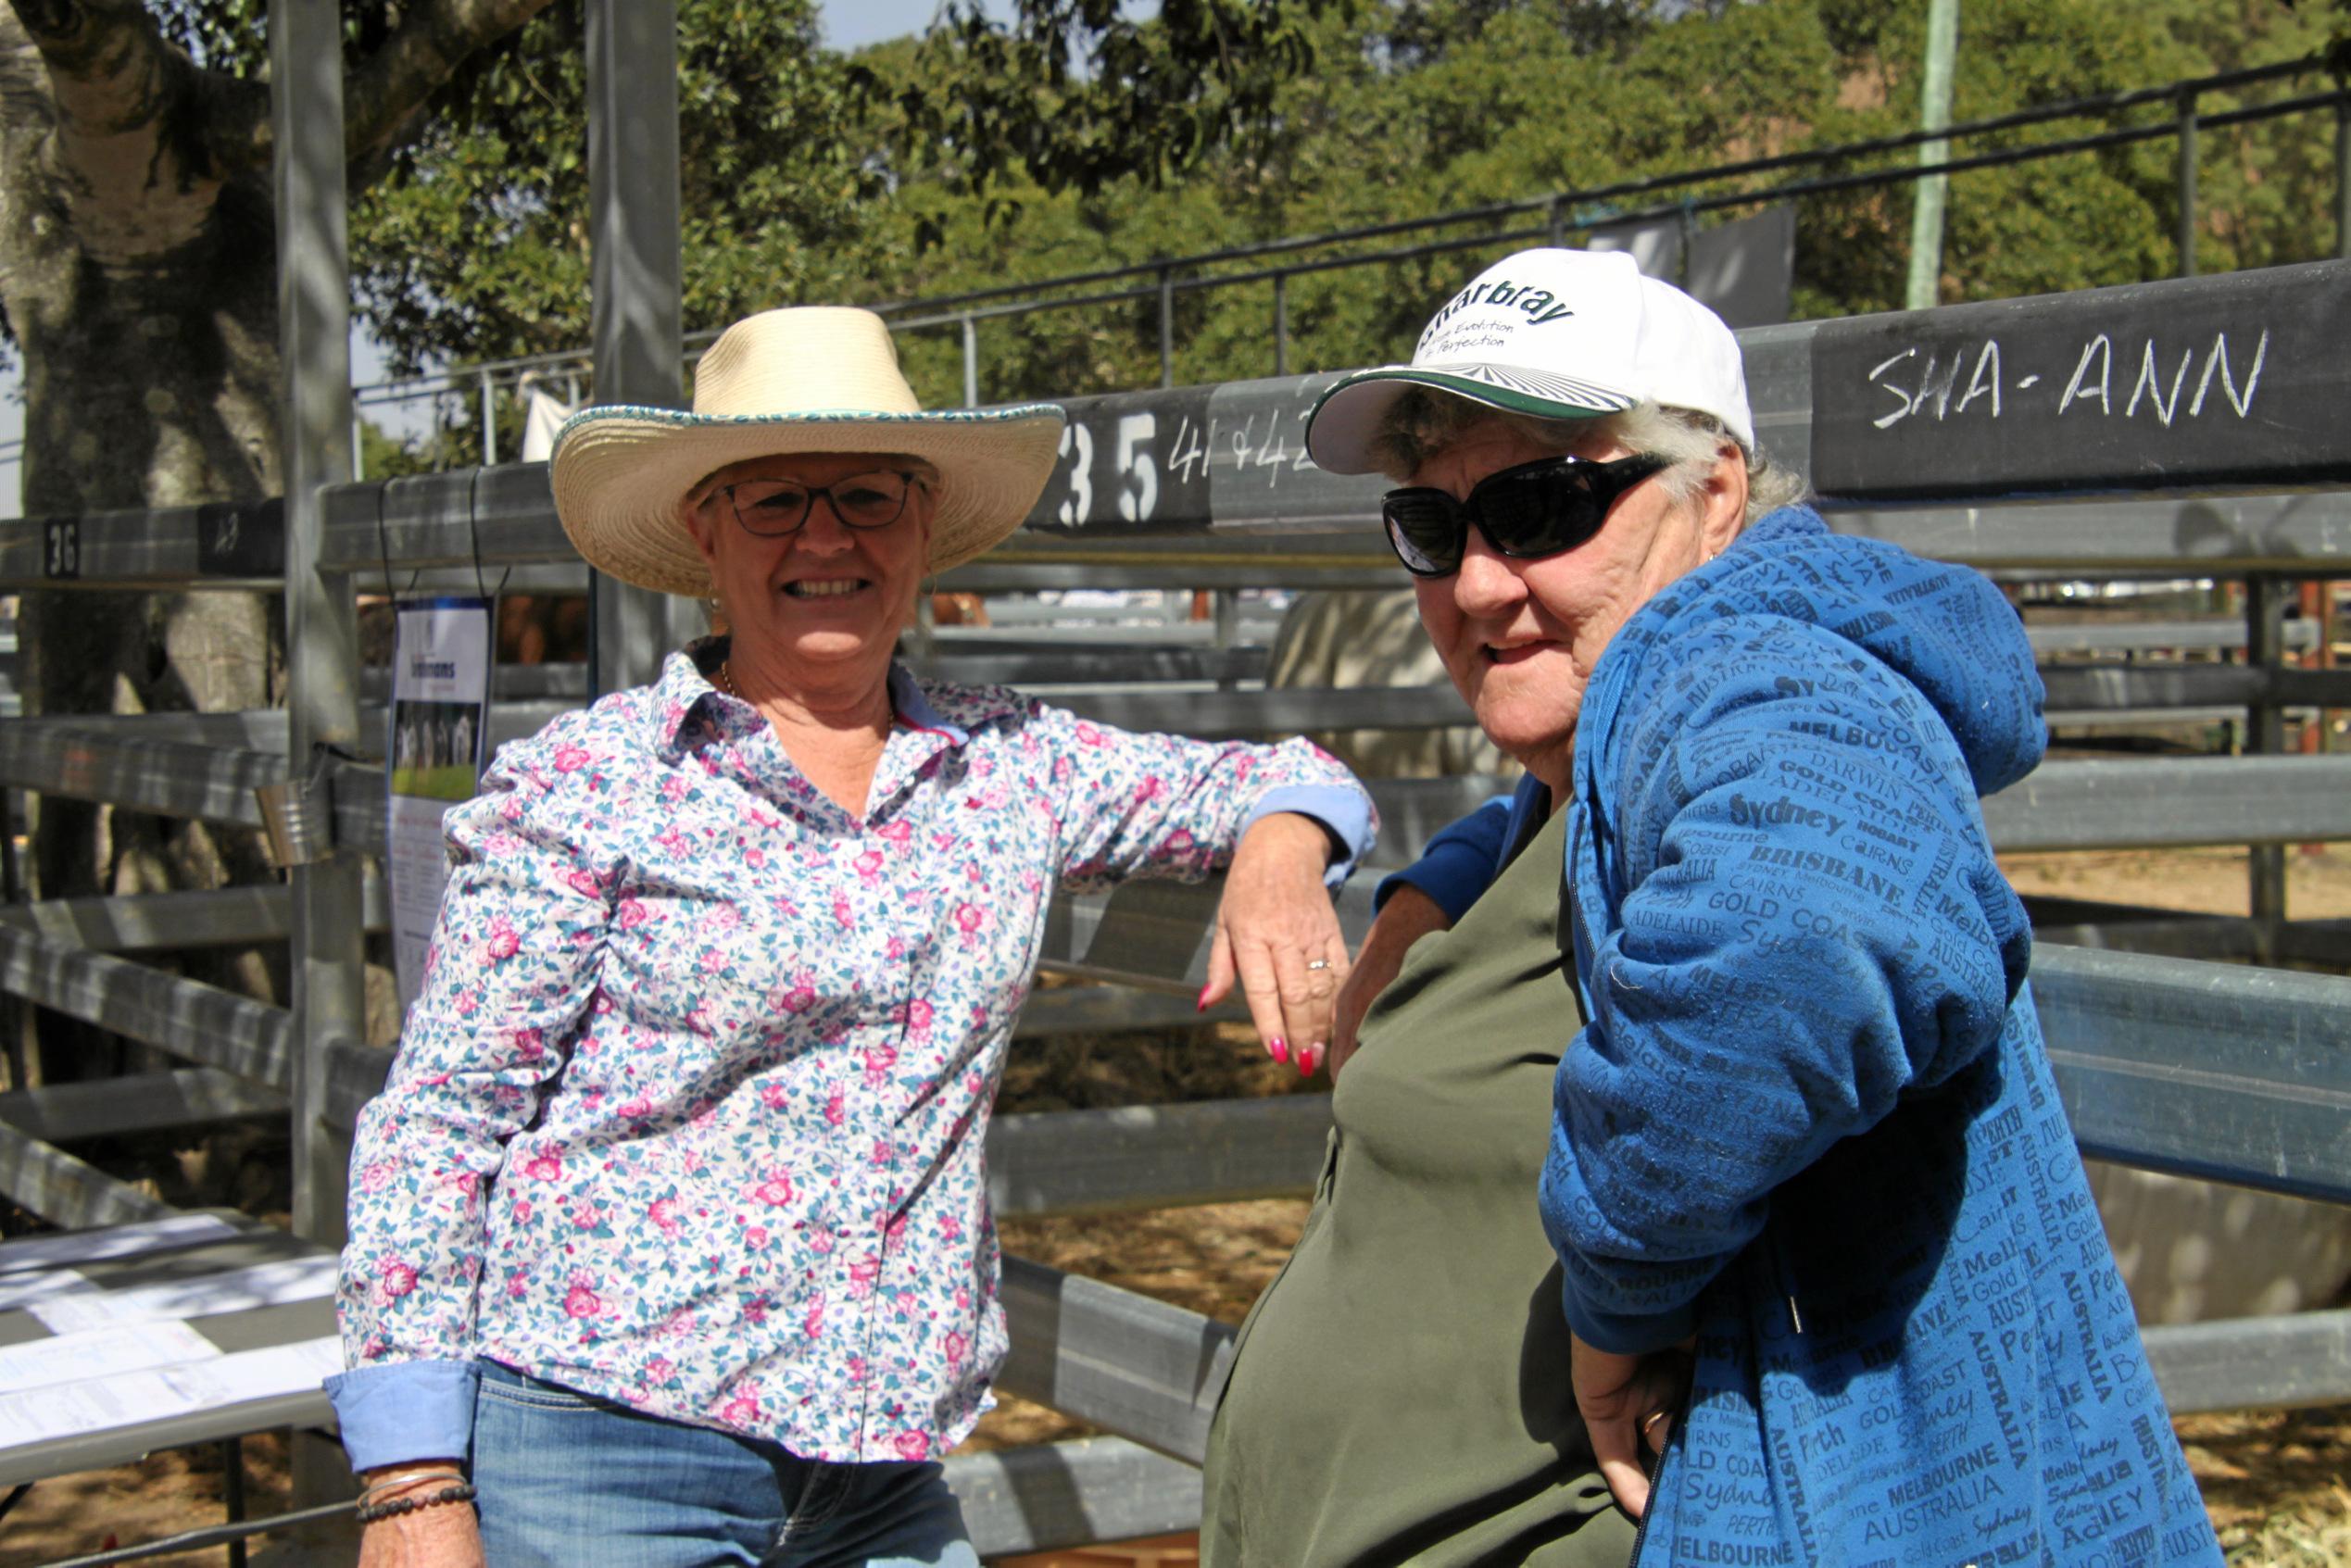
[1,847,2344,1565]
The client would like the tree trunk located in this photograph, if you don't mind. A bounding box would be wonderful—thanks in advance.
[0,0,561,1085]
[0,13,285,1079]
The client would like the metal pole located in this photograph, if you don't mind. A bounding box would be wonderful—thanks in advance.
[1157,267,1175,389]
[479,368,497,467]
[1905,0,1961,311]
[222,1437,247,1568]
[962,315,979,408]
[1273,273,1289,379]
[586,0,697,696]
[2177,90,2200,278]
[271,0,364,1510]
[2335,82,2349,260]
[2245,575,2287,946]
[1546,194,1565,247]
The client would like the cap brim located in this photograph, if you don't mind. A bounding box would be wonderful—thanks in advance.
[1304,366,1637,475]
[550,405,1067,596]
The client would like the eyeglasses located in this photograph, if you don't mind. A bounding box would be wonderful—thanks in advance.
[1380,453,1669,578]
[720,470,924,537]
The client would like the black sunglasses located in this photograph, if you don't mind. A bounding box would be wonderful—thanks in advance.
[1381,453,1669,578]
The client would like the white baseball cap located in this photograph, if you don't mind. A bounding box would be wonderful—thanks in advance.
[1304,247,1754,474]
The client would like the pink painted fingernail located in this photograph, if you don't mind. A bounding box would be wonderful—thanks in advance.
[1195,986,1211,1013]
[1270,1037,1289,1064]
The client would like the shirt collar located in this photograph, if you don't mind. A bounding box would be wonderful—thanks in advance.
[647,637,974,753]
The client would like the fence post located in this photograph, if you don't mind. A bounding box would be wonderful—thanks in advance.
[1904,0,1960,311]
[2246,574,2287,947]
[2336,78,2350,260]
[2177,88,2201,279]
[1273,273,1289,378]
[1158,267,1175,389]
[962,314,980,408]
[272,0,365,1509]
[585,0,699,696]
[1546,194,1565,247]
[479,368,497,466]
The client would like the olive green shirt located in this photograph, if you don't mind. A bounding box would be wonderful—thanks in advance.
[1201,806,1635,1567]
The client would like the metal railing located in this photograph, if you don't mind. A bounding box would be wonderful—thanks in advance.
[0,18,2345,1565]
[346,55,2351,475]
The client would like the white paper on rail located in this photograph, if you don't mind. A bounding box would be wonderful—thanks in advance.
[0,1336,342,1451]
[0,1319,218,1392]
[0,1214,239,1275]
[0,1269,93,1312]
[29,1255,338,1335]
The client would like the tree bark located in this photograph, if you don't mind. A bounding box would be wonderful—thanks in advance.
[0,0,550,1080]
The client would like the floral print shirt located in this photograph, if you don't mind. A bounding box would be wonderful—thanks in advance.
[328,644,1373,1469]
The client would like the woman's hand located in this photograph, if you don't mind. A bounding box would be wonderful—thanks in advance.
[356,1505,485,1568]
[1327,884,1451,1080]
[1570,1330,1695,1521]
[1201,812,1349,1075]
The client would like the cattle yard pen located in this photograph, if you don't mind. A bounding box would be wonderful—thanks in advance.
[0,2,2344,1561]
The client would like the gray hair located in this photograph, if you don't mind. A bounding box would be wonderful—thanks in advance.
[1366,388,1806,526]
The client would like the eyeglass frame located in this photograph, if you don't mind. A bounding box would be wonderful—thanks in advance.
[1379,452,1671,579]
[714,468,932,539]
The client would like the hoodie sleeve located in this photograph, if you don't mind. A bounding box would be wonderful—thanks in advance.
[1540,614,2033,1355]
[1372,793,1514,921]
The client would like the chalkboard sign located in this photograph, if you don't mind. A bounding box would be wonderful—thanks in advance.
[41,517,78,581]
[1023,386,1216,534]
[195,498,285,577]
[1809,260,2351,498]
[1020,373,1389,537]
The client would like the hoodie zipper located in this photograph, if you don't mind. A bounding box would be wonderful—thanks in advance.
[1770,1226,1806,1339]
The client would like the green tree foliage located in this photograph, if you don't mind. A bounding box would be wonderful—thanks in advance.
[852,0,2342,401]
[300,0,2345,414]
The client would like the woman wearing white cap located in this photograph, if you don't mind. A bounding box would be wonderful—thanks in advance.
[328,307,1375,1566]
[1201,250,2219,1567]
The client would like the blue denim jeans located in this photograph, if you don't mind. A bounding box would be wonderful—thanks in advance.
[471,1361,981,1567]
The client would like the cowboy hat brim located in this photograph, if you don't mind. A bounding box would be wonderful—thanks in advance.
[550,403,1068,596]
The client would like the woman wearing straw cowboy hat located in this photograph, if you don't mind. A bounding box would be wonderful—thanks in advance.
[329,307,1376,1567]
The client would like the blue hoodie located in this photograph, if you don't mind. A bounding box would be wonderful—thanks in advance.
[1397,509,2219,1566]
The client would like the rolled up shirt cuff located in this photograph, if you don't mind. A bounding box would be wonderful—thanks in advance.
[325,1359,481,1474]
[1243,784,1375,887]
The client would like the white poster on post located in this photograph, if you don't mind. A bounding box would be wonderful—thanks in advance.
[388,598,495,1016]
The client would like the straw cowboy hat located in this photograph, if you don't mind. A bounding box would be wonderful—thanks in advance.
[550,307,1066,596]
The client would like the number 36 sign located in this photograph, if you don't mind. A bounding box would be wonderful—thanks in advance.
[1022,387,1215,535]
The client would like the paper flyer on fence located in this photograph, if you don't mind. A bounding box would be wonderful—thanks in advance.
[388,598,495,1014]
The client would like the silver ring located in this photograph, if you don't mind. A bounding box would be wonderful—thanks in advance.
[1305,959,1331,971]
[1641,1410,1670,1436]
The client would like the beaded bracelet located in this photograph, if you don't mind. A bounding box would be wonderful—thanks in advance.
[358,1466,465,1506]
[355,1481,478,1525]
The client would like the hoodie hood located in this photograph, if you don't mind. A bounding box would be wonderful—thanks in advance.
[1610,506,2047,798]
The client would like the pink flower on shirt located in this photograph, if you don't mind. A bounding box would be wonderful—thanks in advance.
[523,1150,562,1182]
[553,745,590,773]
[893,1432,931,1461]
[563,1282,602,1318]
